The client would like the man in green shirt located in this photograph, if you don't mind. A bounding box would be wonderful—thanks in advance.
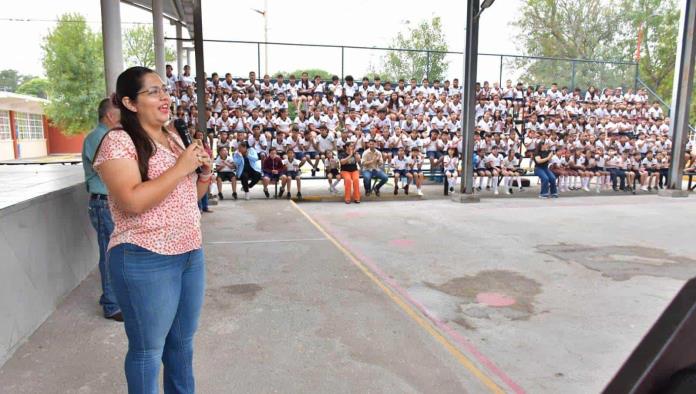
[82,98,122,321]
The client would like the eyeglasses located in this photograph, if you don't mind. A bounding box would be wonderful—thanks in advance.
[137,85,169,98]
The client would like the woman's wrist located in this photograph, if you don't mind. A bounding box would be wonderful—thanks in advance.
[197,172,213,182]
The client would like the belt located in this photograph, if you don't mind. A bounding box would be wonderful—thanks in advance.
[90,193,108,200]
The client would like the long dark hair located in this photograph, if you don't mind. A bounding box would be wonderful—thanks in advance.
[113,66,160,181]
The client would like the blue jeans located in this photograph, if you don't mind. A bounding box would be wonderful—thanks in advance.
[198,192,209,211]
[108,243,206,394]
[362,169,388,193]
[534,166,558,196]
[88,198,120,317]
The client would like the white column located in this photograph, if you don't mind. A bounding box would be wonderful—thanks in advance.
[152,0,165,78]
[100,0,123,94]
[176,23,184,75]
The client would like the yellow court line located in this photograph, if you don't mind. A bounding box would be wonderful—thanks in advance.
[290,201,505,394]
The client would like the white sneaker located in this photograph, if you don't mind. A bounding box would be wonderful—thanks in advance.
[583,186,590,192]
[494,188,499,195]
[641,186,648,191]
[505,188,511,195]
[417,189,423,196]
[244,192,250,200]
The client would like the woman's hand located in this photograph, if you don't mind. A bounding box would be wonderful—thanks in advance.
[199,150,213,173]
[176,143,203,177]
[195,140,213,173]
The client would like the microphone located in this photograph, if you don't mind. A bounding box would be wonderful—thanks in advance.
[173,119,202,173]
[173,118,193,147]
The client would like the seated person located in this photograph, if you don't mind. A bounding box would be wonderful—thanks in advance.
[215,147,237,200]
[261,147,287,198]
[232,141,262,200]
[361,139,389,197]
[281,150,303,199]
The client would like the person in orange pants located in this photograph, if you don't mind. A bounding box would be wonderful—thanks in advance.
[339,142,362,204]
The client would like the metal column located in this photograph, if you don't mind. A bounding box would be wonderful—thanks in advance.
[186,49,192,69]
[257,43,261,82]
[152,0,165,77]
[175,23,184,75]
[192,0,207,133]
[667,0,696,191]
[459,0,480,198]
[100,0,123,94]
[426,51,431,80]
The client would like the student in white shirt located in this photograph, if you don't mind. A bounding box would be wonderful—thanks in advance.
[273,109,292,134]
[484,146,504,194]
[281,149,303,199]
[316,125,336,158]
[215,108,234,133]
[502,150,524,194]
[343,75,358,98]
[640,150,660,190]
[322,149,341,193]
[390,147,413,195]
[409,147,425,196]
[443,147,460,193]
[425,130,445,173]
[273,74,287,96]
[214,147,238,200]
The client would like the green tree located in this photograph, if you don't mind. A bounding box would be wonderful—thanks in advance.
[123,25,175,68]
[378,17,449,82]
[42,13,104,135]
[512,0,694,124]
[0,69,36,92]
[511,0,631,88]
[16,77,50,99]
[0,69,21,91]
[616,0,696,125]
[274,69,334,81]
[617,0,679,99]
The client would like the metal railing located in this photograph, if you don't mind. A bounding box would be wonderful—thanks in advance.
[637,77,696,142]
[164,37,640,89]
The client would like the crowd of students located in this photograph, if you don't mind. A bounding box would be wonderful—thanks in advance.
[163,64,694,204]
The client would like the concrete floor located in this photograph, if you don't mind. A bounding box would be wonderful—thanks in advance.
[1,193,695,393]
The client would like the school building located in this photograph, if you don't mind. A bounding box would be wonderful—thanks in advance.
[0,91,84,161]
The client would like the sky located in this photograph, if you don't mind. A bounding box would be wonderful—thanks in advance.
[0,0,524,83]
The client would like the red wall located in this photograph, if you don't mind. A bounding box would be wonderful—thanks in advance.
[46,121,84,154]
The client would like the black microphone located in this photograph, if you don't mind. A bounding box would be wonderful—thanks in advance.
[173,118,193,147]
[173,119,202,173]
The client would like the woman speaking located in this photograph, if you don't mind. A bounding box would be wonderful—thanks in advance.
[94,66,211,393]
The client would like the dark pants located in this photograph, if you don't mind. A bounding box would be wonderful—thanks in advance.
[659,168,668,187]
[88,198,120,317]
[609,168,626,190]
[240,170,262,192]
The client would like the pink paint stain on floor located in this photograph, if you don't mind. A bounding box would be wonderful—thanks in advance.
[389,239,415,247]
[476,292,517,307]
